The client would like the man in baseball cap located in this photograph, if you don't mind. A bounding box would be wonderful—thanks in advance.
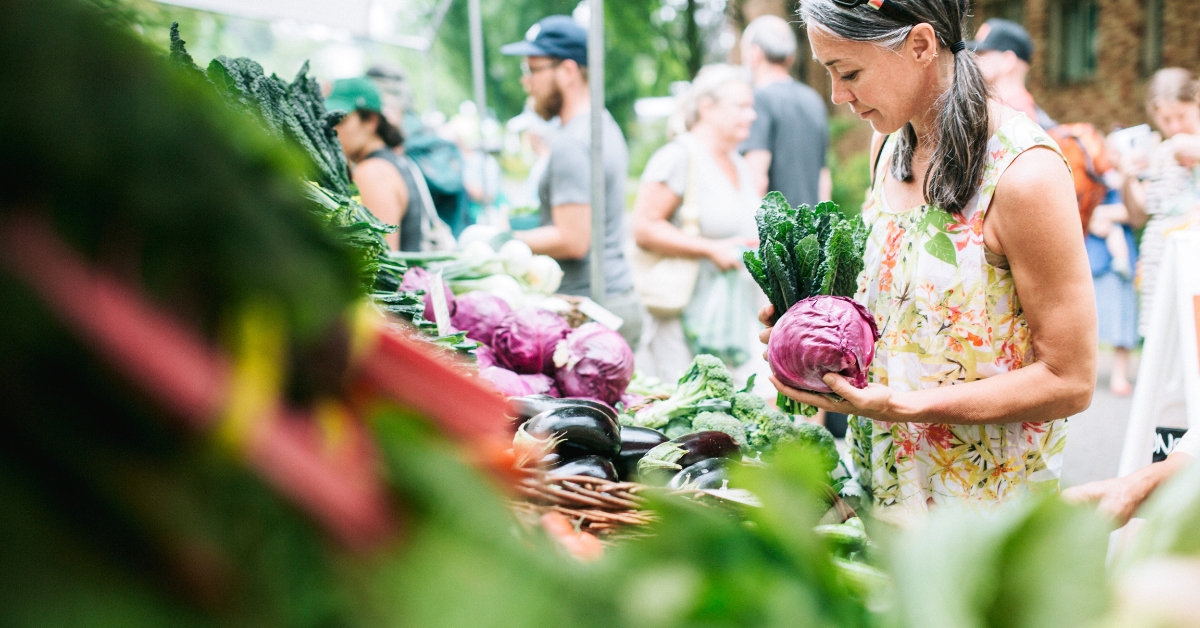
[499,17,644,348]
[969,18,1057,129]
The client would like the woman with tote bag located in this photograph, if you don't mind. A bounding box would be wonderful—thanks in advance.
[630,64,762,383]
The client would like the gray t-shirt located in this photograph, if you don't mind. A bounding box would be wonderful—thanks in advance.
[537,109,634,297]
[740,79,828,208]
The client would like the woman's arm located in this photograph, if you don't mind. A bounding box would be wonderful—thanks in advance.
[768,147,1097,425]
[354,158,408,250]
[631,181,747,271]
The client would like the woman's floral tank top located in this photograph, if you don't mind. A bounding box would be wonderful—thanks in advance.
[849,114,1070,517]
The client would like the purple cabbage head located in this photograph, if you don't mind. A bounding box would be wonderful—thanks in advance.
[400,266,457,323]
[491,308,571,375]
[520,373,560,397]
[767,295,879,393]
[451,291,512,345]
[474,344,497,369]
[552,322,634,406]
[479,366,534,397]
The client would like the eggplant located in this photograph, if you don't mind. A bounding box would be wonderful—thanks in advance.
[667,457,730,490]
[517,404,620,460]
[614,426,669,480]
[509,395,618,424]
[637,431,740,479]
[547,455,619,482]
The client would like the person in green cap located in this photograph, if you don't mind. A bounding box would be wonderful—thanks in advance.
[327,77,423,251]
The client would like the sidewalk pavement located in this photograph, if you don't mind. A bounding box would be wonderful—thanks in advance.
[1061,347,1137,488]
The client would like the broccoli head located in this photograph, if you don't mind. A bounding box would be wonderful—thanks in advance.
[744,409,799,454]
[663,417,693,440]
[692,411,746,447]
[731,392,767,423]
[632,355,735,428]
[795,421,840,479]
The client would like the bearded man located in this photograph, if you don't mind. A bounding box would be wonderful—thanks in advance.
[502,15,642,348]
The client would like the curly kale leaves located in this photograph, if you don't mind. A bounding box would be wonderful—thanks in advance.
[745,193,869,322]
[168,25,399,294]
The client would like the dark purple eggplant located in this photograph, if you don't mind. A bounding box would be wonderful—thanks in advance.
[519,404,620,460]
[509,394,557,421]
[637,431,740,479]
[614,426,669,481]
[509,395,618,424]
[668,457,731,490]
[547,455,619,482]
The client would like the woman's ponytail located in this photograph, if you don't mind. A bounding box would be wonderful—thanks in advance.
[923,47,990,213]
[800,0,990,214]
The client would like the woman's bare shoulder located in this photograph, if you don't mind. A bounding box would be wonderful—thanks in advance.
[987,145,1076,255]
[353,156,405,185]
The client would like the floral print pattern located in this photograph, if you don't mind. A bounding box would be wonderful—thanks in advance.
[848,115,1069,517]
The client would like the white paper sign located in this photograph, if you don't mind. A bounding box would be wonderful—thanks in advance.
[428,270,452,337]
[576,297,624,331]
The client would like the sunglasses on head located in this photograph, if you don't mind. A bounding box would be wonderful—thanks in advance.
[831,0,921,24]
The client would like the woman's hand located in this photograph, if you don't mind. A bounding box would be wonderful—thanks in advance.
[758,304,775,347]
[769,373,897,421]
[706,238,751,271]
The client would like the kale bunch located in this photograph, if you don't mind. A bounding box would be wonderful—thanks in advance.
[168,24,399,294]
[744,192,870,324]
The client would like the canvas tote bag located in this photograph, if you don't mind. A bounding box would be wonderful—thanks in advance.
[401,155,457,252]
[628,137,701,317]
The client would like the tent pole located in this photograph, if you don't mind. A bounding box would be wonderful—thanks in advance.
[587,0,606,304]
[467,0,490,220]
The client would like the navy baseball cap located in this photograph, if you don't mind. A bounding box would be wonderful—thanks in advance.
[968,18,1033,64]
[500,15,588,67]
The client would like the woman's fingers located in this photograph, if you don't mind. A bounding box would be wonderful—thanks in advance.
[822,373,861,402]
[758,304,774,325]
[758,304,775,345]
[821,374,894,418]
[768,375,850,414]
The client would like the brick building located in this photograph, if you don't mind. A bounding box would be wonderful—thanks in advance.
[729,0,1200,131]
[975,0,1200,130]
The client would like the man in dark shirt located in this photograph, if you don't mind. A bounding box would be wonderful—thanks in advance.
[501,15,642,347]
[739,15,830,208]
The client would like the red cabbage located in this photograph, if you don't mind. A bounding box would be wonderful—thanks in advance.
[479,366,534,397]
[451,291,512,345]
[520,373,560,397]
[767,295,879,393]
[491,308,571,375]
[474,344,497,369]
[552,322,634,406]
[400,266,457,323]
[620,392,646,409]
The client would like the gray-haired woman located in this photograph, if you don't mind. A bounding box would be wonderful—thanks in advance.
[632,64,761,383]
[760,0,1097,516]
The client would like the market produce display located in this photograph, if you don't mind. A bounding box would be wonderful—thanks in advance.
[744,192,875,415]
[10,3,1200,628]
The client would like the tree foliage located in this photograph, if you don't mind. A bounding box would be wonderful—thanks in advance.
[434,0,696,133]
